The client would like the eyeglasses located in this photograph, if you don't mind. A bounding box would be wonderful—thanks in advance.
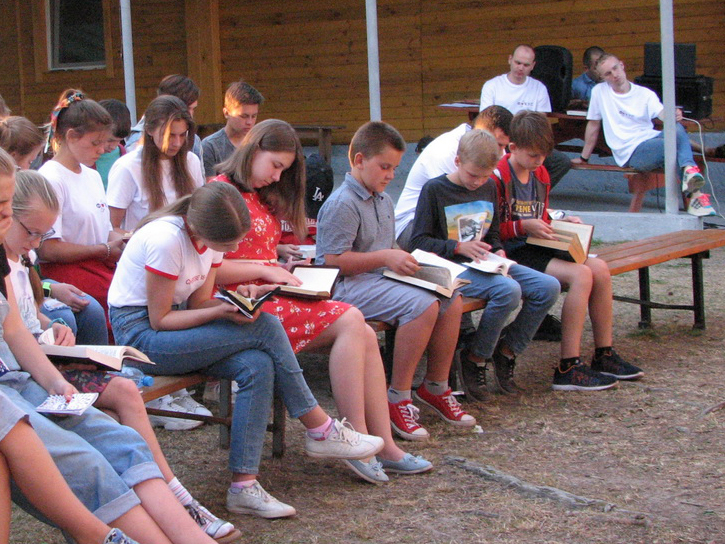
[15,217,55,243]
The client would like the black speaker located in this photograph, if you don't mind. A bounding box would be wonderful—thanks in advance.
[634,75,713,120]
[644,43,697,78]
[531,45,573,112]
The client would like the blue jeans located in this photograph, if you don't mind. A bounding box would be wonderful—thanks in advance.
[0,378,160,523]
[458,264,560,358]
[627,123,696,174]
[40,281,108,344]
[110,307,318,474]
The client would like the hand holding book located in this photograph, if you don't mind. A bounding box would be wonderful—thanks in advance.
[384,249,421,276]
[455,240,493,262]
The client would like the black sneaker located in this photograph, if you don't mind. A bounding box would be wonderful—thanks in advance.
[591,349,644,380]
[491,345,521,395]
[533,314,562,342]
[457,349,488,402]
[552,360,618,391]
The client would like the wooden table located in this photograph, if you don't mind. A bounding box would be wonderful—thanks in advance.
[292,124,344,164]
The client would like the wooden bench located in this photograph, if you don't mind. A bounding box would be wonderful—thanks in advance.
[597,229,725,329]
[141,375,287,458]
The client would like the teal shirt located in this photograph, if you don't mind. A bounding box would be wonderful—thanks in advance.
[95,147,122,190]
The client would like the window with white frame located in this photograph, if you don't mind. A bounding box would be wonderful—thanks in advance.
[48,0,106,70]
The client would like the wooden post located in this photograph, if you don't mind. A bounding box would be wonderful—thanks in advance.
[185,0,223,125]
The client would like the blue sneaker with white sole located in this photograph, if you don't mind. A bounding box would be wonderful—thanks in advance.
[379,453,433,474]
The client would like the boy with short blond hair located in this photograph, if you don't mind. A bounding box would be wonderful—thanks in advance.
[316,121,476,442]
[408,129,560,400]
[496,111,643,390]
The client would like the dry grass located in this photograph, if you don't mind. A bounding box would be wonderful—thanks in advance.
[12,248,725,544]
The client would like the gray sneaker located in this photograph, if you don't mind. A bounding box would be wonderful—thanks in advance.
[344,457,389,484]
[103,529,140,544]
[226,482,296,519]
[185,499,241,543]
[305,418,384,460]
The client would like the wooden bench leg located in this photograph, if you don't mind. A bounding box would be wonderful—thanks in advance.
[219,379,232,449]
[638,267,652,329]
[271,394,286,459]
[691,253,706,329]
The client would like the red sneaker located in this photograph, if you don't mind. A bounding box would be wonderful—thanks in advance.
[414,386,477,427]
[388,399,430,441]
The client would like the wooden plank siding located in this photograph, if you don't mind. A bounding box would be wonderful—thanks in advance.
[0,0,722,142]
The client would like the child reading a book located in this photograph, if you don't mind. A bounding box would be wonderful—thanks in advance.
[495,111,643,390]
[5,170,240,542]
[211,119,431,484]
[108,181,383,519]
[0,147,232,544]
[0,389,140,544]
[316,121,476,442]
[408,129,560,400]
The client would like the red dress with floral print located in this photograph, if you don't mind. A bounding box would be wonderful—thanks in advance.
[214,175,350,353]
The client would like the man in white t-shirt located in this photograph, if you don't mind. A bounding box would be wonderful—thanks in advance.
[574,53,713,216]
[394,106,512,250]
[479,45,571,187]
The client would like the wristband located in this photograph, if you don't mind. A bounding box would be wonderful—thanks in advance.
[42,281,52,298]
[49,318,68,327]
[454,242,461,254]
[579,155,589,163]
[102,242,111,259]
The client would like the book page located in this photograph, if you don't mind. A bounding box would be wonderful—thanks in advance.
[413,265,453,289]
[465,253,516,275]
[289,267,339,293]
[551,220,594,255]
[410,250,468,279]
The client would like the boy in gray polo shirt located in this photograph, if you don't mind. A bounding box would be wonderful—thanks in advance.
[316,121,476,443]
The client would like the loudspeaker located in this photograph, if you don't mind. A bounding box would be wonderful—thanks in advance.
[531,45,573,112]
[634,75,713,120]
[644,43,697,78]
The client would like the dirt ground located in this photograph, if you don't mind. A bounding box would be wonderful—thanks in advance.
[12,246,725,544]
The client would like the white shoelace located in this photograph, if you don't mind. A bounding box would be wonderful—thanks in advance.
[401,402,421,426]
[442,393,465,417]
[330,418,361,445]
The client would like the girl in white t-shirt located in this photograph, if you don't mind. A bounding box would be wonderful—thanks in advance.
[108,182,383,519]
[107,95,204,232]
[5,170,241,542]
[36,89,126,327]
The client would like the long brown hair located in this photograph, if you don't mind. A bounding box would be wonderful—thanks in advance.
[217,119,306,239]
[136,182,250,244]
[47,89,112,152]
[141,95,197,211]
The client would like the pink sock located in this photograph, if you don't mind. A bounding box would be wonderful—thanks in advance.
[231,480,257,489]
[306,416,333,440]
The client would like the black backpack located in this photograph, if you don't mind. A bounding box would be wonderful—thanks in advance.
[304,153,334,219]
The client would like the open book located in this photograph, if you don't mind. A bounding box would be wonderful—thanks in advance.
[277,266,340,299]
[36,392,99,416]
[40,343,153,372]
[216,286,281,319]
[527,220,594,264]
[464,252,516,276]
[383,249,470,298]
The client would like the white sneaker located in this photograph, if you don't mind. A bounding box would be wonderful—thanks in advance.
[681,166,705,194]
[226,482,296,519]
[305,418,384,460]
[171,389,213,417]
[687,191,716,217]
[202,381,239,404]
[185,499,241,543]
[146,395,204,431]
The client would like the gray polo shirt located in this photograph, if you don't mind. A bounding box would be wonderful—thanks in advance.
[316,173,395,273]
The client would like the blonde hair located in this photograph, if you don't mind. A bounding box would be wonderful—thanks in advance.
[457,129,499,169]
[13,170,59,217]
[0,147,15,176]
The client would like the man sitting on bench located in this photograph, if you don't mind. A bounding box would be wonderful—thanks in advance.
[573,53,714,217]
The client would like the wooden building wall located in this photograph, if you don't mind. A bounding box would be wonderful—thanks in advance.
[1,0,723,143]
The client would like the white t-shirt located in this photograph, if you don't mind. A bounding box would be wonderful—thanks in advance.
[107,215,222,308]
[587,82,663,166]
[479,74,551,114]
[394,123,469,238]
[7,256,42,334]
[106,148,204,231]
[38,161,112,245]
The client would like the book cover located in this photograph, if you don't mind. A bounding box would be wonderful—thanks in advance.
[41,344,153,371]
